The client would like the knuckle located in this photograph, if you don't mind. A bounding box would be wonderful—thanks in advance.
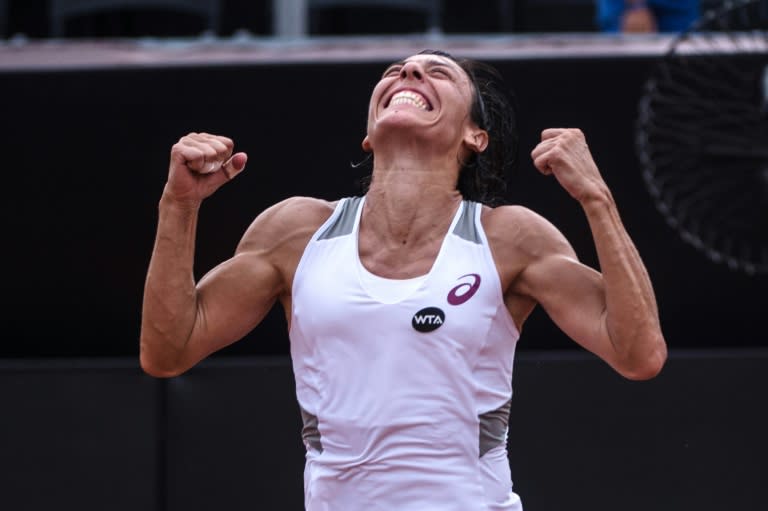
[178,133,196,144]
[171,142,190,156]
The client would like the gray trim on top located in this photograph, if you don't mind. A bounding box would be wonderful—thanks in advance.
[452,201,481,244]
[300,407,323,453]
[479,398,511,457]
[317,196,363,240]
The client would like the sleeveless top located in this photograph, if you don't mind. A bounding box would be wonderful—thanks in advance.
[289,196,523,511]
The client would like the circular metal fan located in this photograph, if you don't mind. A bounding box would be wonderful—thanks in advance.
[636,0,768,274]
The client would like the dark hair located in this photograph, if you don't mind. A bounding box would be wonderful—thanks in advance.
[358,49,519,206]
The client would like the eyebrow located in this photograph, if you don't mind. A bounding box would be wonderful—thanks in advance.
[382,58,458,75]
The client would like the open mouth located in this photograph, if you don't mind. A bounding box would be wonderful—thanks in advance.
[385,89,433,111]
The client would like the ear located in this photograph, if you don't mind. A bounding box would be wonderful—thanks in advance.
[362,135,372,152]
[463,127,488,154]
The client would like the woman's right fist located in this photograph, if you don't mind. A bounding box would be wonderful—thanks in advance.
[165,132,248,205]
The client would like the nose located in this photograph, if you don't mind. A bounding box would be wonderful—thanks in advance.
[400,61,424,81]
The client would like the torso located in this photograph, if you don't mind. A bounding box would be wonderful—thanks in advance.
[287,196,522,511]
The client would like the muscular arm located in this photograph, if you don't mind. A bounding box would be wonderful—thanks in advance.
[140,132,331,377]
[140,198,281,377]
[499,128,666,380]
[508,201,665,380]
[141,195,331,377]
[580,189,665,378]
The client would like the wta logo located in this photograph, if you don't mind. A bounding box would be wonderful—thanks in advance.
[412,307,445,332]
[447,273,481,305]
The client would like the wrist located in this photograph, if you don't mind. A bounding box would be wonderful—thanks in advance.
[159,189,202,214]
[579,185,615,212]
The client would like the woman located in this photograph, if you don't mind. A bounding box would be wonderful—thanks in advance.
[140,50,667,510]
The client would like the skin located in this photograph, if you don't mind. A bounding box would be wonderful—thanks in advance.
[621,1,657,33]
[140,54,667,381]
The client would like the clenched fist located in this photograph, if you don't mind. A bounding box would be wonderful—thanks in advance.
[164,132,248,206]
[530,128,608,204]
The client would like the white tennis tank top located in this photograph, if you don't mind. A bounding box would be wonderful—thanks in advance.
[290,196,522,511]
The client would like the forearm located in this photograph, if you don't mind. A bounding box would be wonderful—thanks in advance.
[581,188,667,379]
[140,193,202,376]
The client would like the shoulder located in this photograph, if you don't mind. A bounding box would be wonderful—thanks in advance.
[480,204,577,261]
[254,195,338,226]
[479,204,580,295]
[237,196,339,255]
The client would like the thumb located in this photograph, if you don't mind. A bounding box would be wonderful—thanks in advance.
[221,152,248,180]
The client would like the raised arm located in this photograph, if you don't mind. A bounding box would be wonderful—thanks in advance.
[500,128,666,380]
[140,132,281,377]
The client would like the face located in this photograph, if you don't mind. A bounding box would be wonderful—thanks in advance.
[363,54,486,154]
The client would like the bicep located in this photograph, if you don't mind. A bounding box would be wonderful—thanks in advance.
[183,250,283,367]
[519,253,613,361]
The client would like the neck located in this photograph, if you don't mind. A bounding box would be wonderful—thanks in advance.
[364,168,462,248]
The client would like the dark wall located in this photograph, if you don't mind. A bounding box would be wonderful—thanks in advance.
[2,351,767,511]
[0,359,160,511]
[1,54,765,358]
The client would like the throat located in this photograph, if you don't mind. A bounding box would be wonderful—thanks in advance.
[358,190,462,278]
[358,209,458,279]
[363,186,463,243]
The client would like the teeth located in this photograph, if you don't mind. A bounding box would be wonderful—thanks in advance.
[390,90,429,111]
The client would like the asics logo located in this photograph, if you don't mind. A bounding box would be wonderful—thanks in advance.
[447,273,481,305]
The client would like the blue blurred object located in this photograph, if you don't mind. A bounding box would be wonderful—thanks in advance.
[596,0,701,32]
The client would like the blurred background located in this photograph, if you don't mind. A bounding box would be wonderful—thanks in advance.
[0,1,766,510]
[0,0,617,39]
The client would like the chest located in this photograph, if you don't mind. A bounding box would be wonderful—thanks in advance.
[357,230,444,280]
[292,234,501,359]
